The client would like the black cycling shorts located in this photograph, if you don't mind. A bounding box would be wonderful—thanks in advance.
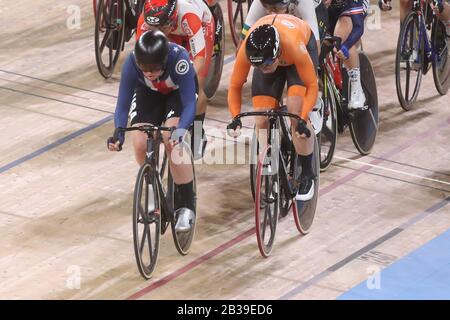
[251,32,319,102]
[129,85,183,126]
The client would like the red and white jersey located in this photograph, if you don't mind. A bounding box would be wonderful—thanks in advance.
[136,0,213,59]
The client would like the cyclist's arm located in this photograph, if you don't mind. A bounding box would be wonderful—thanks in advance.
[114,54,139,130]
[341,4,365,51]
[172,51,197,130]
[181,13,208,76]
[228,44,251,118]
[294,0,320,43]
[291,43,318,120]
[241,0,266,39]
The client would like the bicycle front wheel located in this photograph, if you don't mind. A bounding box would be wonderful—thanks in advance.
[395,11,423,111]
[133,162,161,280]
[255,144,280,258]
[94,0,125,78]
[319,75,338,171]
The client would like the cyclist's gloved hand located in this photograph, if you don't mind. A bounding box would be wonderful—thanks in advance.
[227,118,242,138]
[170,127,187,145]
[107,129,124,151]
[296,119,311,138]
[378,0,392,11]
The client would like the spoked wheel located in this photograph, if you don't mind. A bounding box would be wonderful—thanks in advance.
[133,162,161,279]
[432,18,450,95]
[255,145,280,258]
[170,142,197,255]
[319,78,338,171]
[227,0,252,48]
[94,0,125,79]
[293,135,320,235]
[204,4,225,100]
[395,12,423,111]
[349,52,379,155]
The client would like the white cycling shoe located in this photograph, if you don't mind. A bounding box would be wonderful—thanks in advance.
[175,208,195,233]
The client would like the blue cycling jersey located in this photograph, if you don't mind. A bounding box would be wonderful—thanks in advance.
[114,43,197,132]
[330,0,368,51]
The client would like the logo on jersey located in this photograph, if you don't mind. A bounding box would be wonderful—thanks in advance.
[175,59,189,75]
[281,20,295,29]
[181,19,194,36]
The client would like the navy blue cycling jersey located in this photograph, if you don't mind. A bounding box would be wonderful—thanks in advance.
[330,0,368,51]
[114,43,197,132]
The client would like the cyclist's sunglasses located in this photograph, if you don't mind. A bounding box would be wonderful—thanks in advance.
[250,55,278,68]
[138,63,164,73]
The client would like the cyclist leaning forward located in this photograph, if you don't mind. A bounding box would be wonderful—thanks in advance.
[107,30,198,232]
[227,14,319,201]
[136,0,216,159]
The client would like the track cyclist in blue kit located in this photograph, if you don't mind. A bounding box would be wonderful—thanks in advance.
[326,0,370,110]
[107,30,198,232]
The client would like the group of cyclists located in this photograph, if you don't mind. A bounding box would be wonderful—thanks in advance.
[106,0,450,233]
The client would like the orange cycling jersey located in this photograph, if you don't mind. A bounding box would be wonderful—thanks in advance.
[228,14,318,121]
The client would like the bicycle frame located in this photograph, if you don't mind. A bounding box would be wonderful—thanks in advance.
[234,110,303,199]
[411,0,441,64]
[115,126,174,223]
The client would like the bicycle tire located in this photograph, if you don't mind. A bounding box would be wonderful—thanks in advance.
[133,162,161,280]
[432,18,450,95]
[94,0,125,78]
[349,52,379,155]
[255,144,280,257]
[319,75,338,171]
[293,135,319,235]
[395,11,423,111]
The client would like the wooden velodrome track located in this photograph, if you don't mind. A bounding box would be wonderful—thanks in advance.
[0,1,449,299]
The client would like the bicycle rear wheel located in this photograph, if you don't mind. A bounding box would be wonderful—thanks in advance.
[319,76,338,171]
[395,12,423,111]
[432,18,450,95]
[133,162,161,279]
[227,0,252,48]
[204,4,225,100]
[293,135,319,235]
[349,52,379,155]
[170,142,197,255]
[94,0,125,78]
[255,145,279,257]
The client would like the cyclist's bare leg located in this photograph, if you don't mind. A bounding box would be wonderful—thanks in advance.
[287,96,314,156]
[254,108,271,153]
[131,123,150,166]
[194,57,208,117]
[400,0,412,24]
[163,117,194,185]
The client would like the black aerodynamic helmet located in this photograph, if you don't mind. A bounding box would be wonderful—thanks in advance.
[245,24,281,66]
[134,29,169,70]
